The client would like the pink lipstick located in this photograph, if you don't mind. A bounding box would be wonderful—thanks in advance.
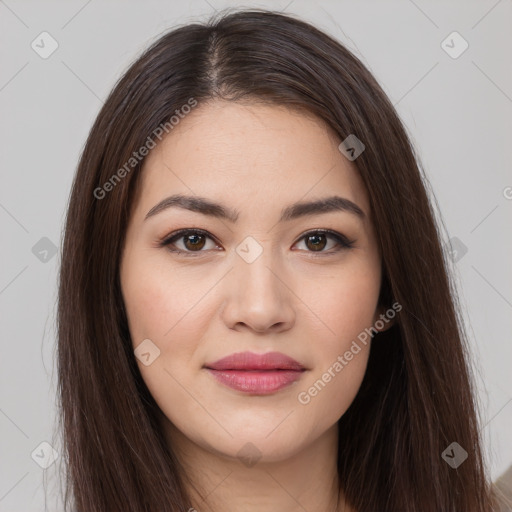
[204,351,306,394]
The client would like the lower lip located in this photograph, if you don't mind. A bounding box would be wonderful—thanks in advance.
[206,369,304,394]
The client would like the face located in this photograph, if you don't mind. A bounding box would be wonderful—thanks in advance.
[120,100,390,463]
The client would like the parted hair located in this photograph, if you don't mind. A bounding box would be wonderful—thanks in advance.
[56,8,497,511]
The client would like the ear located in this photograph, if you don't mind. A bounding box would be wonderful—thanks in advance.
[371,303,397,334]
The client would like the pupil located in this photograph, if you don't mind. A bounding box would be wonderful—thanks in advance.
[182,233,328,252]
[307,234,325,251]
[185,234,205,250]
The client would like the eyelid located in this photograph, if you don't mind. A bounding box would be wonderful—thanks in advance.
[294,228,354,248]
[159,228,221,253]
[159,228,355,256]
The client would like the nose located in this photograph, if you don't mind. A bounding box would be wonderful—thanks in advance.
[220,244,296,334]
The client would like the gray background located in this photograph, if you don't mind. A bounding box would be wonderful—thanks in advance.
[1,0,511,510]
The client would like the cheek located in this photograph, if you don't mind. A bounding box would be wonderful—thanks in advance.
[120,255,214,429]
[120,249,216,383]
[309,258,381,346]
[122,276,170,346]
[295,262,380,417]
[121,250,210,347]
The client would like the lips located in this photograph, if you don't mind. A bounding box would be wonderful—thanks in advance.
[204,351,306,394]
[205,351,305,371]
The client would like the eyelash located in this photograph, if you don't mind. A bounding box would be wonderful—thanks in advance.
[159,228,355,257]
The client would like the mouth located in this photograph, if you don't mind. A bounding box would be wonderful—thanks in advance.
[204,351,306,395]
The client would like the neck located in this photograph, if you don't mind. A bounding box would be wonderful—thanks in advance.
[161,416,351,512]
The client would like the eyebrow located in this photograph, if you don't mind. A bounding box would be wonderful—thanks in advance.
[144,194,365,223]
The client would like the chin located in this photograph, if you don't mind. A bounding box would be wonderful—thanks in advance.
[197,421,315,464]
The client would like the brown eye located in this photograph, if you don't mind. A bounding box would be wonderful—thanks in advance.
[161,228,354,257]
[294,230,354,254]
[160,229,218,255]
[182,233,206,251]
[305,233,327,251]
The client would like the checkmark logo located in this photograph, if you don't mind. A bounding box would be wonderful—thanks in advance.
[31,441,59,469]
[31,236,58,263]
[441,31,469,59]
[134,339,161,366]
[338,134,365,161]
[31,31,58,59]
[236,236,263,264]
[441,442,468,468]
[237,442,262,467]
[446,236,468,263]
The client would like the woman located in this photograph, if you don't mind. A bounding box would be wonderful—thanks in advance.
[57,8,499,511]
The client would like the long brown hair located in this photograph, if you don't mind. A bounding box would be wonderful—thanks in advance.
[56,8,498,511]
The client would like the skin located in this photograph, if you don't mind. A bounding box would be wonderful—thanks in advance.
[120,100,394,512]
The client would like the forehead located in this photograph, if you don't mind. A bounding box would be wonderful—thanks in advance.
[133,100,370,223]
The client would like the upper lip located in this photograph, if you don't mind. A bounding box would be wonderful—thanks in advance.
[205,351,306,371]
